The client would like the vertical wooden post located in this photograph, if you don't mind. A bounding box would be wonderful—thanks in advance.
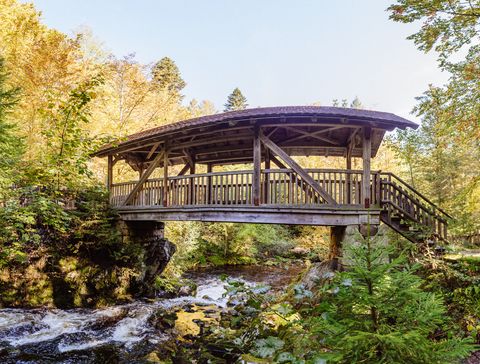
[107,155,113,190]
[189,155,196,205]
[253,124,261,206]
[163,144,169,207]
[362,127,372,208]
[207,163,212,204]
[346,147,352,204]
[264,148,270,203]
[329,226,346,270]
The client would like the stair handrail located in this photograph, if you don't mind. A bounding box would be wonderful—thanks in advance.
[380,172,452,219]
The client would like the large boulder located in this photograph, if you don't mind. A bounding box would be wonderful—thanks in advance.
[300,260,336,291]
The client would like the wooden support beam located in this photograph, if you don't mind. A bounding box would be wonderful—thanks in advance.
[253,124,261,206]
[122,150,165,206]
[177,163,190,176]
[264,148,270,203]
[200,156,255,165]
[266,127,278,138]
[146,142,161,160]
[107,155,113,189]
[182,149,195,169]
[346,144,352,204]
[259,131,337,205]
[329,226,346,270]
[189,153,196,205]
[194,144,251,156]
[362,127,372,208]
[282,126,342,145]
[163,144,169,207]
[347,127,360,149]
[207,163,212,204]
[270,154,288,169]
[112,155,122,166]
[170,133,253,150]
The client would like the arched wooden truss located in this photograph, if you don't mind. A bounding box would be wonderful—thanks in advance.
[94,106,450,243]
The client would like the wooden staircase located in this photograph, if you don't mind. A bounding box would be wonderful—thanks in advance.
[379,172,451,244]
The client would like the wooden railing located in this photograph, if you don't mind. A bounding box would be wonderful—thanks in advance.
[379,172,450,241]
[110,169,381,208]
[109,169,450,243]
[263,169,375,205]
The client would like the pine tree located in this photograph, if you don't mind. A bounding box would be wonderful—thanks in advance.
[224,87,248,111]
[350,96,363,109]
[332,97,363,108]
[299,232,473,363]
[151,57,186,96]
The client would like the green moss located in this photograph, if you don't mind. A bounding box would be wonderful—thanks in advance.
[59,257,79,272]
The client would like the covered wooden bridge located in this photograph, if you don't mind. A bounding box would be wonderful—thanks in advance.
[94,106,450,243]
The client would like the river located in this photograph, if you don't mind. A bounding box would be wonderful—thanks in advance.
[0,264,304,363]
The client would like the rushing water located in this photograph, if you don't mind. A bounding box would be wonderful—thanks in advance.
[0,264,303,363]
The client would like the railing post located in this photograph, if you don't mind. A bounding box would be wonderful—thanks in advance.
[362,127,372,208]
[107,155,113,200]
[189,155,196,205]
[253,124,261,206]
[207,164,212,204]
[163,144,169,207]
[264,149,270,204]
[345,149,352,204]
[375,171,381,206]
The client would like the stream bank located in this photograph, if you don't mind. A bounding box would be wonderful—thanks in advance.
[0,263,304,363]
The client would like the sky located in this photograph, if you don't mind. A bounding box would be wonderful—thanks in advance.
[32,0,448,122]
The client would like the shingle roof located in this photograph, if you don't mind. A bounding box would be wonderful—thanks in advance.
[94,106,417,156]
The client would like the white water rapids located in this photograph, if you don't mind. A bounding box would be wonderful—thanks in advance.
[0,264,303,363]
[0,283,229,353]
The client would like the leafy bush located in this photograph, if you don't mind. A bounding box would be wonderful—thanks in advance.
[421,254,480,343]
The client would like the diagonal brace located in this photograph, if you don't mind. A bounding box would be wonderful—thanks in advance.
[259,131,337,205]
[122,149,165,206]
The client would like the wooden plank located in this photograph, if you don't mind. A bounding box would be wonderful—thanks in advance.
[264,149,270,203]
[182,149,195,169]
[177,163,190,176]
[170,133,253,150]
[282,126,342,145]
[188,152,196,205]
[146,142,161,160]
[117,207,381,226]
[362,127,372,208]
[194,144,252,156]
[253,125,262,206]
[122,150,165,206]
[163,145,169,207]
[346,145,352,204]
[107,155,113,189]
[259,131,337,204]
[206,164,212,204]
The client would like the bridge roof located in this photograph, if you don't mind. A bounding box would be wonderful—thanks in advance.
[94,106,417,167]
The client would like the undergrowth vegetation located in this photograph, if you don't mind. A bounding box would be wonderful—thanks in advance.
[0,185,155,307]
[164,222,329,271]
[195,232,476,364]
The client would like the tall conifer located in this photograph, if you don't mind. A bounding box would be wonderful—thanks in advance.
[224,88,248,111]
